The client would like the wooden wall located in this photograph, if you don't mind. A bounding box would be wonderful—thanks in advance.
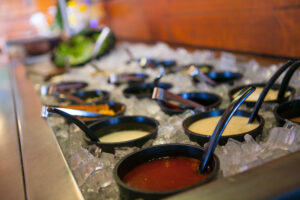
[104,0,300,58]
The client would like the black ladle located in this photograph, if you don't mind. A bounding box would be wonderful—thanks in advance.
[47,107,99,142]
[277,60,300,103]
[248,60,295,123]
[200,86,256,173]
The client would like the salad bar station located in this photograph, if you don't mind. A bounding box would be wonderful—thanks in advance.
[2,26,300,200]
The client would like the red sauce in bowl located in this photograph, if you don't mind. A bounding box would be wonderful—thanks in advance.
[123,157,209,191]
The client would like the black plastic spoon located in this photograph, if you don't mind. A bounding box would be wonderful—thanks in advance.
[47,107,99,142]
[248,60,295,123]
[277,60,300,103]
[200,86,256,173]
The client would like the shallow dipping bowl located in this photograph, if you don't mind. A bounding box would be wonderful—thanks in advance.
[194,71,242,85]
[114,144,219,200]
[88,116,159,152]
[157,92,222,115]
[76,101,126,125]
[58,90,110,104]
[123,82,173,98]
[274,99,300,126]
[229,83,295,107]
[183,109,264,145]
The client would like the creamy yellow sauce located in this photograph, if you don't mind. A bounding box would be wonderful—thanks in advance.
[233,87,290,102]
[99,130,149,143]
[188,116,259,136]
[290,117,300,123]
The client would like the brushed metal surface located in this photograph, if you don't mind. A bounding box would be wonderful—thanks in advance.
[0,66,25,200]
[10,64,84,200]
[168,151,300,200]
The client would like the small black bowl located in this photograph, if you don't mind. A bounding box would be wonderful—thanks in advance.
[77,101,126,125]
[171,63,214,74]
[193,71,242,85]
[114,144,219,200]
[157,92,222,115]
[123,82,173,99]
[183,109,264,145]
[58,90,110,104]
[108,73,149,85]
[229,83,295,107]
[274,99,300,126]
[87,116,159,152]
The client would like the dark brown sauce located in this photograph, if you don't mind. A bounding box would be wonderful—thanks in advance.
[123,157,209,191]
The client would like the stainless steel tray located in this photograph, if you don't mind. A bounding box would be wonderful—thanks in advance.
[4,63,300,199]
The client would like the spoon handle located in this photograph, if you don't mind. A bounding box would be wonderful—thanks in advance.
[152,87,204,109]
[277,60,300,103]
[47,107,99,142]
[200,86,256,173]
[248,60,295,123]
[92,26,111,59]
[57,89,87,104]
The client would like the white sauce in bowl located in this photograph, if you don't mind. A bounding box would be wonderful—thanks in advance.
[99,130,149,143]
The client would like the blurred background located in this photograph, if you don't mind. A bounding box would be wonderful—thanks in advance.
[0,0,299,63]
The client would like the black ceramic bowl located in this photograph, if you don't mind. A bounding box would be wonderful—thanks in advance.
[58,90,110,104]
[171,63,214,74]
[76,101,126,125]
[114,144,219,200]
[274,99,300,126]
[108,73,149,85]
[183,109,264,145]
[157,92,222,115]
[87,116,159,152]
[123,82,173,98]
[193,71,242,85]
[229,83,295,107]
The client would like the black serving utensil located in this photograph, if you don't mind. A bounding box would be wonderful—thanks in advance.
[248,60,295,123]
[47,107,99,142]
[273,60,300,125]
[277,60,300,103]
[200,86,256,173]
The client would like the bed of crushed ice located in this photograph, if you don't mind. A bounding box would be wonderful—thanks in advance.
[28,42,300,199]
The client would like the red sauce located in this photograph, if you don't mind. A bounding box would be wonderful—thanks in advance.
[123,157,209,191]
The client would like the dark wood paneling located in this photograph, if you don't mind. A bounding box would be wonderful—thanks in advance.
[104,0,300,58]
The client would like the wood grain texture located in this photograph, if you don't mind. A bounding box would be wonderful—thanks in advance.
[104,0,300,58]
